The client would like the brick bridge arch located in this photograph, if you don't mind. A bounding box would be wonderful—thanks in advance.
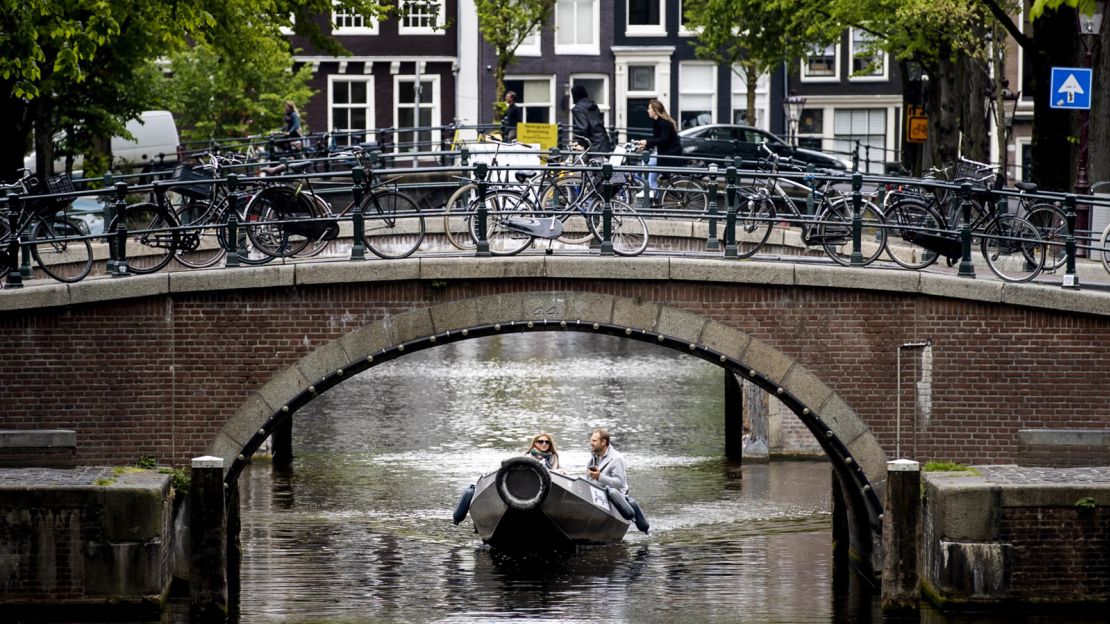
[212,290,887,567]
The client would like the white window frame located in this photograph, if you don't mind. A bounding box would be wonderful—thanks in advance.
[516,25,542,57]
[626,0,665,37]
[678,0,698,37]
[332,2,378,35]
[678,62,717,129]
[506,75,555,125]
[568,74,609,126]
[801,42,840,83]
[848,29,887,81]
[328,75,376,145]
[555,0,600,56]
[730,65,769,130]
[399,0,445,35]
[393,74,442,154]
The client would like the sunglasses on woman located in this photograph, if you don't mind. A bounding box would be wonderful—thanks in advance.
[536,439,551,445]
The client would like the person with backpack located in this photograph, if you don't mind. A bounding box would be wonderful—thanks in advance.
[570,85,612,155]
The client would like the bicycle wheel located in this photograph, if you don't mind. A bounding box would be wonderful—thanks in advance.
[883,198,943,270]
[106,202,178,274]
[1100,225,1110,275]
[469,189,535,256]
[733,195,775,259]
[174,199,226,268]
[289,193,337,259]
[30,215,92,282]
[0,216,12,277]
[659,177,708,215]
[1023,203,1067,270]
[981,214,1045,283]
[540,175,594,245]
[242,187,294,261]
[587,199,649,256]
[818,197,887,266]
[362,190,425,259]
[443,183,477,250]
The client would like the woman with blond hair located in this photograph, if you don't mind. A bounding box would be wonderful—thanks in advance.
[524,432,560,469]
[635,99,683,202]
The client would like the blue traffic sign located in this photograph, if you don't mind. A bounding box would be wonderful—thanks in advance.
[1050,67,1092,110]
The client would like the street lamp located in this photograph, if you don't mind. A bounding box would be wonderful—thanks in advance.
[782,93,806,146]
[1075,1,1105,198]
[1000,81,1020,184]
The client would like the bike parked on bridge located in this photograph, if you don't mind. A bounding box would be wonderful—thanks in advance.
[1,170,94,283]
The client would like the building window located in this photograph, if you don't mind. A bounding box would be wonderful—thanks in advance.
[516,26,541,56]
[505,77,554,123]
[332,2,377,35]
[395,76,440,154]
[833,108,886,173]
[730,65,768,129]
[849,29,886,79]
[628,65,655,92]
[399,0,444,34]
[679,63,715,129]
[329,76,374,146]
[801,43,838,81]
[627,0,664,35]
[569,75,608,126]
[555,0,599,55]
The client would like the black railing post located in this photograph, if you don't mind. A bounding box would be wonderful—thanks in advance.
[957,183,976,278]
[225,174,241,267]
[460,146,469,167]
[350,166,366,261]
[805,164,816,217]
[850,172,864,267]
[5,192,23,288]
[852,140,860,172]
[724,166,738,258]
[112,182,130,277]
[641,150,652,212]
[706,164,720,251]
[474,163,490,256]
[600,163,614,255]
[1064,193,1079,289]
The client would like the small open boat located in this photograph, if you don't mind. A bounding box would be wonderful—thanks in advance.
[453,456,649,549]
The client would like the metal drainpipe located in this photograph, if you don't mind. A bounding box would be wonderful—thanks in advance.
[896,340,932,458]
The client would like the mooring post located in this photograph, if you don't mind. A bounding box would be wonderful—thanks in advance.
[724,370,743,462]
[190,456,227,620]
[882,459,921,612]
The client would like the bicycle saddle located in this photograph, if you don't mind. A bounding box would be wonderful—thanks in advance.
[1014,181,1038,193]
[261,160,313,176]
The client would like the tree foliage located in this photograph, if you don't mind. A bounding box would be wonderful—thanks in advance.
[474,0,555,121]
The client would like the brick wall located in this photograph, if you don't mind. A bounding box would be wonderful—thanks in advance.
[998,506,1110,600]
[2,279,1110,467]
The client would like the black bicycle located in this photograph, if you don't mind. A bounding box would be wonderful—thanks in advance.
[1,170,94,283]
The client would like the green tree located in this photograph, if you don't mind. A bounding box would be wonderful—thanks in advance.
[685,0,834,128]
[474,0,555,121]
[0,0,396,180]
[161,40,315,144]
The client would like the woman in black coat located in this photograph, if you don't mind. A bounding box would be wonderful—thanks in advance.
[636,99,682,200]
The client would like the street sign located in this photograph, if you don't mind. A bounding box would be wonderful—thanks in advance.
[906,106,927,143]
[516,123,558,151]
[1050,67,1092,110]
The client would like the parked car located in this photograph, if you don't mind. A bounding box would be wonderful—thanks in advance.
[677,124,850,170]
[24,110,180,174]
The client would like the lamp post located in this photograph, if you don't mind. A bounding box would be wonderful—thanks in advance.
[1001,82,1021,185]
[782,93,807,146]
[1075,2,1105,199]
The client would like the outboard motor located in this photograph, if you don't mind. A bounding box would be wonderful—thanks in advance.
[495,456,551,511]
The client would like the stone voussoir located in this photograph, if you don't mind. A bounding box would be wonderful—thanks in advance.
[69,273,169,305]
[169,264,294,293]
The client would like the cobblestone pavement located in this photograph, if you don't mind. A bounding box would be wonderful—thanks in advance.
[975,464,1110,484]
[0,466,113,486]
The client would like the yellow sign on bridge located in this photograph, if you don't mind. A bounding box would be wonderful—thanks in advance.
[515,123,559,151]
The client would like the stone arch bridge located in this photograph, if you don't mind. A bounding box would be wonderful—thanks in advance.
[3,256,1110,574]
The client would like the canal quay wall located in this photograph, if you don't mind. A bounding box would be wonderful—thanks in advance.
[0,462,174,612]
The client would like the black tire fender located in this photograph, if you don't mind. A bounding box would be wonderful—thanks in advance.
[606,487,635,520]
[452,484,476,525]
[628,495,650,533]
[496,456,551,511]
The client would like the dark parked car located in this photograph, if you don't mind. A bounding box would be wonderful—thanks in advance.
[677,124,850,170]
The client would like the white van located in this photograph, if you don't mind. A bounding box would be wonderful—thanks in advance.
[24,110,180,174]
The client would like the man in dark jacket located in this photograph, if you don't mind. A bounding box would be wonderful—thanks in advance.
[500,91,523,142]
[570,85,612,155]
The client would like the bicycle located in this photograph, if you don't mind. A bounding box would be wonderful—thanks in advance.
[244,149,426,260]
[616,142,709,214]
[465,144,649,256]
[883,157,1047,282]
[0,170,94,283]
[731,144,887,265]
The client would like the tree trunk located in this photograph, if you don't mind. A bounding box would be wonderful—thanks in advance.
[33,100,56,178]
[1029,6,1078,191]
[924,50,960,171]
[957,54,990,163]
[744,62,758,127]
[0,88,33,181]
[1088,27,1109,189]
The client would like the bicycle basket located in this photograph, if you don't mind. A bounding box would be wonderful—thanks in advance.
[952,158,998,190]
[169,165,214,199]
[44,173,75,195]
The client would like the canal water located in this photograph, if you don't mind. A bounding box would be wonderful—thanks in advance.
[179,332,1100,623]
